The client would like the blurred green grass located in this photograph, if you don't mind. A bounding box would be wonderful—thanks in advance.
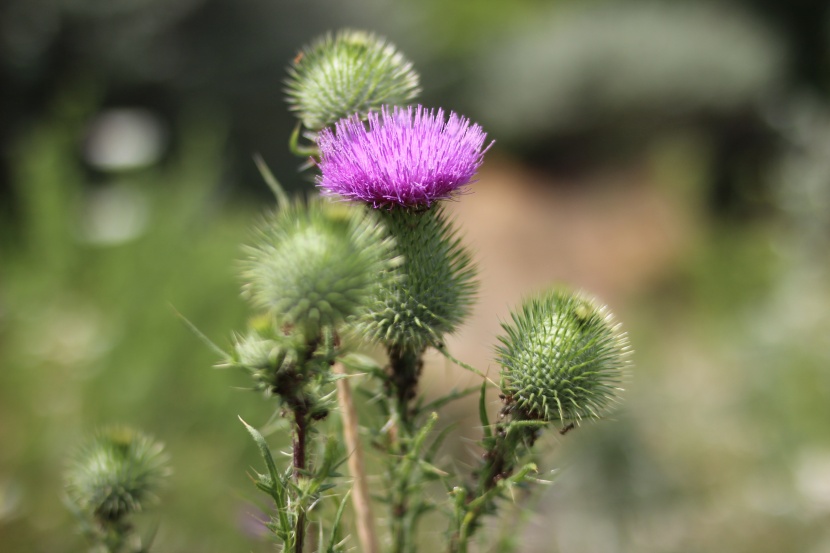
[0,94,284,552]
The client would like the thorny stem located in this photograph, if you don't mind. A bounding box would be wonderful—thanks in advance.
[386,346,424,553]
[449,403,540,553]
[289,335,320,553]
[292,404,308,553]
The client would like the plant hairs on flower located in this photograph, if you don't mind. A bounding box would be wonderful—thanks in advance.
[316,105,492,208]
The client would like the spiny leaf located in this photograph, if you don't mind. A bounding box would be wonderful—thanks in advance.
[239,416,281,493]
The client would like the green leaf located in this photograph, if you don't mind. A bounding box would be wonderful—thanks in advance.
[418,385,479,414]
[424,423,456,464]
[479,380,492,440]
[325,489,352,553]
[289,122,320,157]
[238,416,280,492]
[340,352,384,375]
[253,153,289,207]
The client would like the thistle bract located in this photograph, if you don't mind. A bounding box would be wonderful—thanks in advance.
[496,289,630,423]
[316,105,491,208]
[241,199,399,337]
[350,206,477,352]
[286,30,420,131]
[65,427,169,521]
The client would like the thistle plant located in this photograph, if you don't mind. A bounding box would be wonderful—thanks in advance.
[64,427,169,553]
[447,291,630,553]
[197,29,630,553]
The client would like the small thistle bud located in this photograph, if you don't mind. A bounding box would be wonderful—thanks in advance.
[233,331,282,371]
[230,328,321,398]
[65,427,169,521]
[241,199,399,338]
[496,289,630,423]
[286,30,421,131]
[351,206,477,352]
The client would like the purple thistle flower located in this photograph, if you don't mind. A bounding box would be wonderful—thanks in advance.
[316,105,491,208]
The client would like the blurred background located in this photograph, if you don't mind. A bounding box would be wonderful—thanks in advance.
[2,0,830,551]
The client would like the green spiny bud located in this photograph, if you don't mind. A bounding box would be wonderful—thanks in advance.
[496,289,630,423]
[65,427,169,522]
[233,331,281,370]
[285,29,421,131]
[351,206,478,352]
[231,329,296,390]
[241,199,399,338]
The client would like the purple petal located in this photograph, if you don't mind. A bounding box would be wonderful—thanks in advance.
[316,105,492,208]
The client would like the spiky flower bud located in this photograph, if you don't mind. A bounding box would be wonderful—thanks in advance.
[65,427,169,522]
[496,289,630,423]
[286,30,421,131]
[230,327,321,397]
[351,206,477,352]
[241,199,399,338]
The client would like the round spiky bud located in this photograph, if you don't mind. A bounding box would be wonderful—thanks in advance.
[241,199,399,338]
[65,427,169,521]
[350,206,477,352]
[496,289,630,423]
[286,30,421,131]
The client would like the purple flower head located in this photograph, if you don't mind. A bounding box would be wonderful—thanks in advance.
[316,105,491,208]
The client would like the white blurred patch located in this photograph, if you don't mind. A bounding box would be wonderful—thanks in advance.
[25,300,111,368]
[0,478,23,523]
[83,108,168,171]
[795,449,830,513]
[78,184,150,245]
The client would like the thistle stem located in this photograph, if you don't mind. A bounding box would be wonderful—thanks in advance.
[450,412,536,553]
[386,346,424,553]
[334,362,379,553]
[292,404,309,553]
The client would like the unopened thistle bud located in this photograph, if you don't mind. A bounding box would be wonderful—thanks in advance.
[241,199,399,338]
[231,328,309,396]
[496,289,630,423]
[286,30,421,131]
[65,427,169,522]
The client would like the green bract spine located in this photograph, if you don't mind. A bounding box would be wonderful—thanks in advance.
[496,289,630,423]
[285,29,421,131]
[352,206,478,353]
